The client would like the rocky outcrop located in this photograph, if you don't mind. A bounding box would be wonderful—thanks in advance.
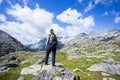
[20,59,80,80]
[21,64,42,75]
[32,65,80,80]
[0,56,19,72]
[87,59,120,75]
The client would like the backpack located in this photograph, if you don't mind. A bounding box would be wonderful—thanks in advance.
[48,34,58,47]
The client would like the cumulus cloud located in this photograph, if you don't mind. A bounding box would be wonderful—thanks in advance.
[50,24,65,37]
[57,8,95,36]
[114,16,120,23]
[57,8,82,24]
[0,4,53,44]
[0,14,6,22]
[0,5,95,44]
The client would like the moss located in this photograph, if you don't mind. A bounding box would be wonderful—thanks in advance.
[23,74,34,80]
[52,71,62,78]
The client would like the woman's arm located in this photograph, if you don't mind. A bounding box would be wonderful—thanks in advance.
[45,34,50,49]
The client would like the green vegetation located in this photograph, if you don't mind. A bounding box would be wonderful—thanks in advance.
[0,52,44,80]
[52,71,62,78]
[56,52,68,62]
[0,51,120,80]
[57,51,120,80]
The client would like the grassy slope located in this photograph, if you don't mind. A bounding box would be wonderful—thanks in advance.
[0,52,44,80]
[0,51,120,80]
[57,52,120,80]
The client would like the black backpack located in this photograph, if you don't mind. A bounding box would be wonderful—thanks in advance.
[48,34,58,46]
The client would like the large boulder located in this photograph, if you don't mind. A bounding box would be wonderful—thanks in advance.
[32,65,80,80]
[87,59,120,75]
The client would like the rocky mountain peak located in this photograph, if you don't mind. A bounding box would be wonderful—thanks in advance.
[0,30,29,56]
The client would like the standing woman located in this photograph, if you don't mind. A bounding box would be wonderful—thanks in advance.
[45,29,58,67]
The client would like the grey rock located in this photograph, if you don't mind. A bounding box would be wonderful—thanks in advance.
[18,76,25,80]
[103,77,116,80]
[0,65,8,71]
[0,30,30,56]
[87,59,120,75]
[8,56,16,61]
[21,64,41,75]
[0,62,18,72]
[6,63,19,68]
[35,59,44,65]
[32,65,80,80]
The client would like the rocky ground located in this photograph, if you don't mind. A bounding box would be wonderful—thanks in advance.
[0,51,120,80]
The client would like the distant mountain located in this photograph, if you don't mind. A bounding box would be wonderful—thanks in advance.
[0,30,30,56]
[31,38,47,51]
[30,29,120,54]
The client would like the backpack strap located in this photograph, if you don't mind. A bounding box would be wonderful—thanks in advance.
[48,34,51,44]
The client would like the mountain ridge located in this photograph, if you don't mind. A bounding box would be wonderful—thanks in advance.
[30,29,120,52]
[0,30,31,56]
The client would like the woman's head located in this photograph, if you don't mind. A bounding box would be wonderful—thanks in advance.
[50,29,54,34]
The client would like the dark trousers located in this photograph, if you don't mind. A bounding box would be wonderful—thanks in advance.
[45,45,56,66]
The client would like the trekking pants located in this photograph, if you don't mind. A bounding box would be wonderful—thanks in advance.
[45,44,57,66]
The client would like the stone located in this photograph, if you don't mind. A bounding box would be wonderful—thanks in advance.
[87,59,120,75]
[21,64,41,75]
[101,72,110,76]
[18,76,25,80]
[73,68,81,72]
[35,59,44,65]
[6,63,19,68]
[9,56,17,61]
[103,77,116,80]
[21,60,28,64]
[0,63,18,72]
[0,65,9,72]
[32,64,80,80]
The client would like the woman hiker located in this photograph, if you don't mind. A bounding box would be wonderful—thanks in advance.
[45,29,58,67]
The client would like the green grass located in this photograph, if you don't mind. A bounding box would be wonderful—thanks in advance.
[0,52,44,80]
[52,71,62,78]
[62,58,102,80]
[0,51,120,80]
[59,55,120,80]
[0,62,33,80]
[56,52,68,62]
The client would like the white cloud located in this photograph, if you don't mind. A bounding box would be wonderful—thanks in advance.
[103,11,108,16]
[114,16,120,23]
[0,0,2,4]
[84,1,93,13]
[50,24,65,37]
[22,0,27,5]
[78,0,83,3]
[57,8,95,36]
[57,8,82,24]
[84,0,101,13]
[0,4,53,44]
[0,5,95,44]
[95,0,101,4]
[0,14,6,22]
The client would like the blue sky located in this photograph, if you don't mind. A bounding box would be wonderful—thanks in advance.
[0,0,120,44]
